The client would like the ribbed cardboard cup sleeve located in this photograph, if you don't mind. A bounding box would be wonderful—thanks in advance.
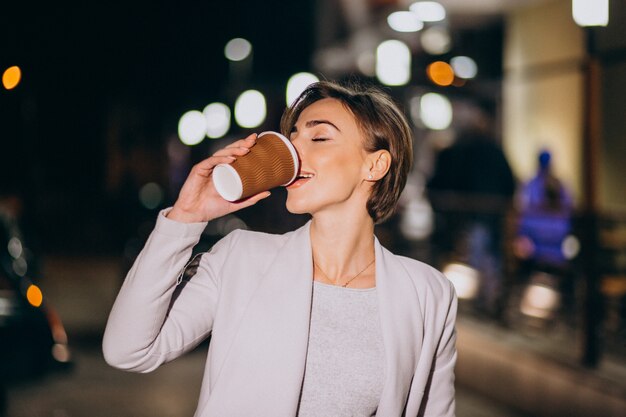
[213,131,299,201]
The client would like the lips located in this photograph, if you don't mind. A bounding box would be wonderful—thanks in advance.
[287,170,315,189]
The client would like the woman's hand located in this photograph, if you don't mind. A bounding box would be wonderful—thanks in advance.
[167,133,271,223]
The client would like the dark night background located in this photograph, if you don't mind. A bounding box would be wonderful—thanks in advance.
[1,1,315,254]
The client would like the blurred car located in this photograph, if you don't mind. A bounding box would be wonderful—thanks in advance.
[0,206,72,414]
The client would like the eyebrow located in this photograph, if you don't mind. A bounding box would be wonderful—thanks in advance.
[291,119,341,133]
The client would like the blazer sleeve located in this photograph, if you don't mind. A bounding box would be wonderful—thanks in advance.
[102,209,236,373]
[419,279,458,417]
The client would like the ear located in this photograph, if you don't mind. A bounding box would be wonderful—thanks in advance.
[364,150,391,182]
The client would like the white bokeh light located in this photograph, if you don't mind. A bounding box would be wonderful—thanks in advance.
[420,93,452,130]
[286,72,319,105]
[7,237,23,259]
[224,38,252,61]
[387,11,424,33]
[234,90,266,128]
[521,283,561,319]
[443,263,480,300]
[376,40,411,86]
[450,56,478,79]
[573,0,609,27]
[420,25,451,55]
[178,110,207,145]
[409,1,446,22]
[203,102,231,139]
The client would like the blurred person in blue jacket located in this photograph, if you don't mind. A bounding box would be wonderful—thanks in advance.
[514,149,574,268]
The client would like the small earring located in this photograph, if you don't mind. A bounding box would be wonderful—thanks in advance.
[368,173,373,180]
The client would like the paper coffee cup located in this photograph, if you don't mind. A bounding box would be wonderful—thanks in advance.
[213,131,300,202]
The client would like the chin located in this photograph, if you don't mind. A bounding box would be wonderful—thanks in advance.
[285,195,311,215]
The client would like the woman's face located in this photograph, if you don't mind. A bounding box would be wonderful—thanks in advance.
[286,98,371,217]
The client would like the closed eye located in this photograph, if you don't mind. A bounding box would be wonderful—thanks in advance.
[312,137,328,142]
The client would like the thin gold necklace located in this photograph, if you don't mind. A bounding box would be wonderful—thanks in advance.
[314,258,376,288]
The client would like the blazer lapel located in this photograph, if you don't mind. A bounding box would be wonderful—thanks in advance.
[207,221,313,415]
[375,238,425,416]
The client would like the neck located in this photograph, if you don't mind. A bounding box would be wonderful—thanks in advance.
[309,209,376,279]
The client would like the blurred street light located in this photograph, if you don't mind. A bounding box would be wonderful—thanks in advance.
[427,61,455,86]
[409,1,446,22]
[419,92,452,130]
[2,65,22,90]
[387,11,424,33]
[443,262,480,300]
[286,72,319,105]
[178,110,207,146]
[234,89,266,128]
[376,40,411,86]
[450,56,478,79]
[224,38,252,61]
[573,0,609,27]
[420,26,452,55]
[203,102,231,139]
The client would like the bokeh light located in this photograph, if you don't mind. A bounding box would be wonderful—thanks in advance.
[420,26,451,55]
[409,1,446,22]
[427,61,455,86]
[562,235,581,260]
[234,89,266,128]
[139,182,164,210]
[420,93,452,130]
[443,263,479,300]
[27,284,43,307]
[520,280,561,319]
[2,66,22,90]
[8,237,23,259]
[573,0,609,27]
[376,40,411,86]
[387,11,424,33]
[224,38,252,61]
[203,102,231,139]
[450,56,478,79]
[12,258,27,276]
[178,110,207,145]
[286,72,319,105]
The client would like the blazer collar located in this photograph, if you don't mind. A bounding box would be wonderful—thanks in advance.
[375,237,424,415]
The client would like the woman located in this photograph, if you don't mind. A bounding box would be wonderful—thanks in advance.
[103,81,457,417]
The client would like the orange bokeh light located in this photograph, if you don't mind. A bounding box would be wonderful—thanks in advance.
[27,284,43,307]
[427,61,454,86]
[2,66,22,90]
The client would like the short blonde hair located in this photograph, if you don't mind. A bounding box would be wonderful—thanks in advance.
[280,80,413,223]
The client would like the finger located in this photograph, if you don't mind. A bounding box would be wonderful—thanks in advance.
[232,191,271,208]
[225,133,257,149]
[213,146,251,157]
[194,155,237,171]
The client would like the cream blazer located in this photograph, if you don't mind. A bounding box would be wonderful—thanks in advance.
[103,210,457,417]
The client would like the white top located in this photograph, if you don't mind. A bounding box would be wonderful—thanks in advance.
[298,282,385,417]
